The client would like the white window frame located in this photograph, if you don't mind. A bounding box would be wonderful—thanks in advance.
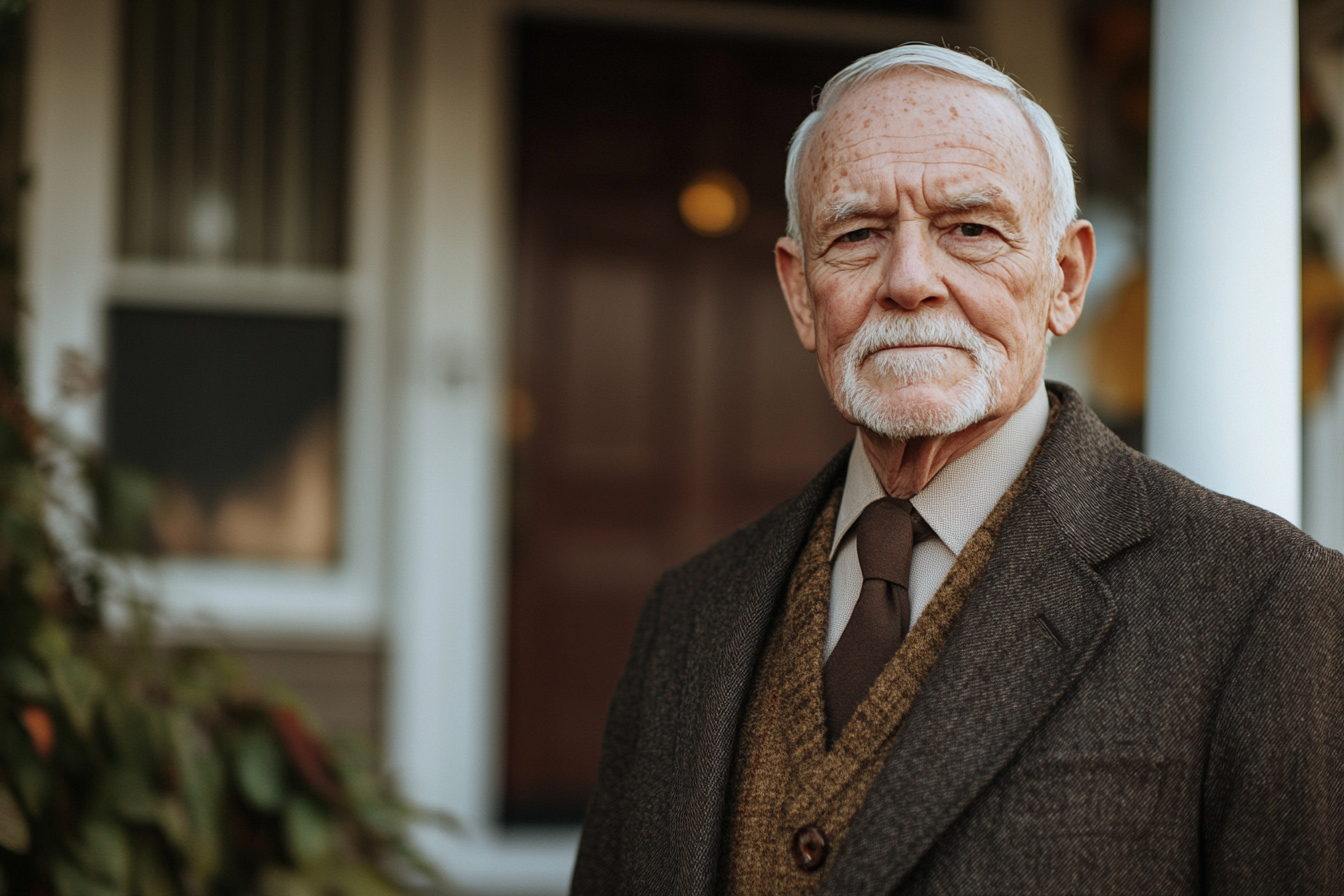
[26,0,395,639]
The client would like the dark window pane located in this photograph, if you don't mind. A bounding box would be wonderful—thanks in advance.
[105,304,343,563]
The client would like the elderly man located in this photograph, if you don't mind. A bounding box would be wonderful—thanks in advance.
[570,45,1344,895]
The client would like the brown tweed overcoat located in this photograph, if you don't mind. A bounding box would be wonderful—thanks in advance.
[570,382,1344,895]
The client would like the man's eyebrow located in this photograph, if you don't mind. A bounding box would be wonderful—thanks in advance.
[816,196,884,231]
[940,186,1010,214]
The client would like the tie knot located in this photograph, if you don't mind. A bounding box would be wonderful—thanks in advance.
[854,497,934,587]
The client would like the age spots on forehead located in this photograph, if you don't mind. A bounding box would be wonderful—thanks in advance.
[949,106,959,118]
[830,166,849,194]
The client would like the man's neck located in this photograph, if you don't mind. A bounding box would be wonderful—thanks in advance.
[860,382,1043,498]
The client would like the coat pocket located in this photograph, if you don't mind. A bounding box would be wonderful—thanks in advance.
[996,753,1169,838]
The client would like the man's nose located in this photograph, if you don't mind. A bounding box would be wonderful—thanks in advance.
[879,223,946,311]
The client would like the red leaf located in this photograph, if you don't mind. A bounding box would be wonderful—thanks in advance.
[270,707,341,803]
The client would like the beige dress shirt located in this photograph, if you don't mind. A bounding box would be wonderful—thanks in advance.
[824,383,1050,661]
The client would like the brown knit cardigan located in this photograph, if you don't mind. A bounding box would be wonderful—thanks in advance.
[719,468,1032,895]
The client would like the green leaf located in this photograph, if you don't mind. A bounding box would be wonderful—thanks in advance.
[52,859,120,896]
[101,695,140,759]
[259,867,319,896]
[325,864,402,896]
[349,795,405,839]
[31,620,103,735]
[0,779,30,853]
[234,725,286,812]
[129,835,175,896]
[8,750,49,815]
[93,464,157,555]
[154,797,190,851]
[29,616,71,661]
[106,765,158,823]
[0,655,54,701]
[69,818,130,889]
[23,558,61,602]
[166,712,222,879]
[103,697,167,781]
[50,653,103,736]
[282,796,333,868]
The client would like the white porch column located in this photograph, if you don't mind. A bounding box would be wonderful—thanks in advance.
[1147,0,1301,523]
[383,0,578,891]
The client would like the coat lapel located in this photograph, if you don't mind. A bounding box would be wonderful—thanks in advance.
[821,384,1153,895]
[669,445,850,895]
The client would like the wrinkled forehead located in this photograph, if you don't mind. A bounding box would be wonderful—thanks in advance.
[799,69,1051,224]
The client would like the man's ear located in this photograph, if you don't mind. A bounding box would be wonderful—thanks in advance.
[1048,219,1096,337]
[776,236,817,353]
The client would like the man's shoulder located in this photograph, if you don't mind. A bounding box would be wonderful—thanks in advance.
[1125,445,1343,596]
[1133,448,1310,545]
[1042,381,1342,583]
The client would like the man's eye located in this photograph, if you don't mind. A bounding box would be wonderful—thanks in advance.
[957,223,987,237]
[840,228,872,243]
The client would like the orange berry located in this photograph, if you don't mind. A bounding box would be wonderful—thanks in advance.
[20,705,54,758]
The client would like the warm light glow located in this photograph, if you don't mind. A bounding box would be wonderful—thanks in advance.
[678,170,749,237]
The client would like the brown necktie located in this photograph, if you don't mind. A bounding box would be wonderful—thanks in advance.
[824,497,935,741]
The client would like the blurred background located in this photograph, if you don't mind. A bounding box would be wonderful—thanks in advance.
[9,0,1344,891]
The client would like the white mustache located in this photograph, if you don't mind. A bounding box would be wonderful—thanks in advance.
[845,314,992,366]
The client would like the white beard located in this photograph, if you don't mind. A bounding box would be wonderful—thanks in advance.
[831,312,1004,441]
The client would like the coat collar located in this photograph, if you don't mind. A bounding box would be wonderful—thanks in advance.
[820,382,1153,894]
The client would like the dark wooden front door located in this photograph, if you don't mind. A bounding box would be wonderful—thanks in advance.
[506,20,874,824]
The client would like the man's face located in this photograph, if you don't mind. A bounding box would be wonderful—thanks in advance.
[777,69,1091,441]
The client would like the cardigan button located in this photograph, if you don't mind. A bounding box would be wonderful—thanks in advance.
[791,824,828,871]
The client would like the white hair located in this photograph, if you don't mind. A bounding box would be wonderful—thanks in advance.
[784,44,1077,248]
[833,311,1003,441]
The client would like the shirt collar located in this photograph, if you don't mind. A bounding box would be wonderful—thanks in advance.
[830,382,1050,559]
